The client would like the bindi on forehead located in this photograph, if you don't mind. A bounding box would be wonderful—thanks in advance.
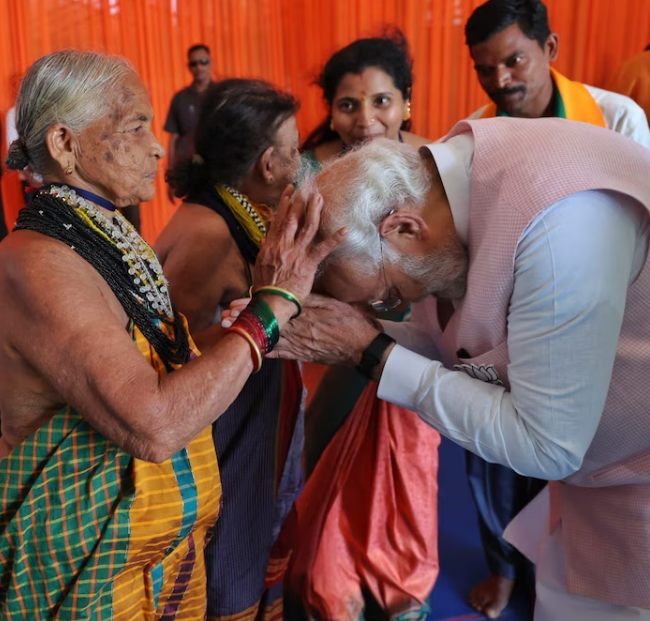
[358,72,371,88]
[357,68,396,94]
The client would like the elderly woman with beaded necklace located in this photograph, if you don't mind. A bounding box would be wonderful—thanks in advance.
[155,78,303,621]
[0,51,342,621]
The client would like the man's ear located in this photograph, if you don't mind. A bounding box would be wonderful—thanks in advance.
[378,210,430,246]
[256,145,275,184]
[45,123,76,174]
[546,32,559,63]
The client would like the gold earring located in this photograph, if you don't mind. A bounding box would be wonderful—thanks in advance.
[403,101,412,122]
[267,176,274,185]
[329,119,335,131]
[65,163,74,175]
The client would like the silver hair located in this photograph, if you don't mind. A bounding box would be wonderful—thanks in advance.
[306,137,432,275]
[5,50,135,174]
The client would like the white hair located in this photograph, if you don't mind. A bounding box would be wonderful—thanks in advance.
[307,137,432,275]
[5,50,135,174]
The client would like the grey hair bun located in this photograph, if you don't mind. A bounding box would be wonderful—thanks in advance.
[5,139,29,170]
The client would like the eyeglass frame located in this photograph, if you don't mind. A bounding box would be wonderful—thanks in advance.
[369,233,402,313]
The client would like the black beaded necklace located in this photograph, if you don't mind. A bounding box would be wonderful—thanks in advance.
[14,185,191,370]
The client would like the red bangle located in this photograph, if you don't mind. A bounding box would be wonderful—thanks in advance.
[235,311,269,356]
[226,325,263,372]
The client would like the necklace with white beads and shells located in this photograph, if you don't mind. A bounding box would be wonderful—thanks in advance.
[48,185,173,318]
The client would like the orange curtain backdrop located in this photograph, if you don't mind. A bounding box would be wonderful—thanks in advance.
[1,0,650,242]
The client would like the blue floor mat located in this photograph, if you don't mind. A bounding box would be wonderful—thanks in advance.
[427,438,530,621]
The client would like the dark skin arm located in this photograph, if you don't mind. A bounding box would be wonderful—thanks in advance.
[3,236,278,463]
[0,187,344,463]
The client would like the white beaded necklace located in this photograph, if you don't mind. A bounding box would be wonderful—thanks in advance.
[48,185,174,318]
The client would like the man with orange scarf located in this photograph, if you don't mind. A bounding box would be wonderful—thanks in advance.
[463,1,650,618]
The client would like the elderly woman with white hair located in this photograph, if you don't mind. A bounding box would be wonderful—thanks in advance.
[0,50,341,620]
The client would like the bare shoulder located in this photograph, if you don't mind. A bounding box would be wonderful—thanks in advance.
[155,203,237,276]
[0,231,129,350]
[313,140,344,166]
[0,231,137,448]
[156,202,248,332]
[155,202,235,260]
[0,231,115,308]
[401,131,434,149]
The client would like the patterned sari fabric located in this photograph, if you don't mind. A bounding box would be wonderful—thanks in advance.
[205,357,305,621]
[0,320,221,620]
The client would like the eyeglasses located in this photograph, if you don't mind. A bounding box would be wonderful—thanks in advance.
[369,237,402,312]
[188,58,210,68]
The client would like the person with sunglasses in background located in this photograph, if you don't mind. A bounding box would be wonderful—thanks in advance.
[164,44,214,203]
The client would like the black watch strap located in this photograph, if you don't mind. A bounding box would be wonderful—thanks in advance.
[355,333,396,380]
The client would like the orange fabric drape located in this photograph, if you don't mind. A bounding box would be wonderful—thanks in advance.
[2,0,650,242]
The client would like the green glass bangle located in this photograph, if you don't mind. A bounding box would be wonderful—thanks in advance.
[248,297,280,349]
[255,286,302,318]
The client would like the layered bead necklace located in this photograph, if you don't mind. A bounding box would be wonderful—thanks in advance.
[47,184,174,318]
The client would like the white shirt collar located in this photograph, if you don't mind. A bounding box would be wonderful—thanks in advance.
[422,133,475,245]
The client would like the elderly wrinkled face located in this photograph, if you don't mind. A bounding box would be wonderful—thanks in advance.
[316,238,468,308]
[311,135,468,305]
[74,73,164,206]
[331,67,407,146]
[315,216,468,308]
[470,23,558,117]
[316,253,427,306]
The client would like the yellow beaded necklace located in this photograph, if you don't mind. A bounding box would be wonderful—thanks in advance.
[215,184,272,250]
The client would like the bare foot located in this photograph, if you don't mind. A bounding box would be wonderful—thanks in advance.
[468,575,515,619]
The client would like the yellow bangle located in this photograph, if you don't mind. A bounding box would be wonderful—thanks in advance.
[226,326,263,373]
[254,286,302,318]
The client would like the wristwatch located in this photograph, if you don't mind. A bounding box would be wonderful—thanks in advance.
[355,333,396,380]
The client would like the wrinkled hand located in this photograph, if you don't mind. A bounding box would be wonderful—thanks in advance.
[253,186,347,304]
[268,294,381,366]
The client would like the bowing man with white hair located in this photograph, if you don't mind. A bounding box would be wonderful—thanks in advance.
[231,118,650,620]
